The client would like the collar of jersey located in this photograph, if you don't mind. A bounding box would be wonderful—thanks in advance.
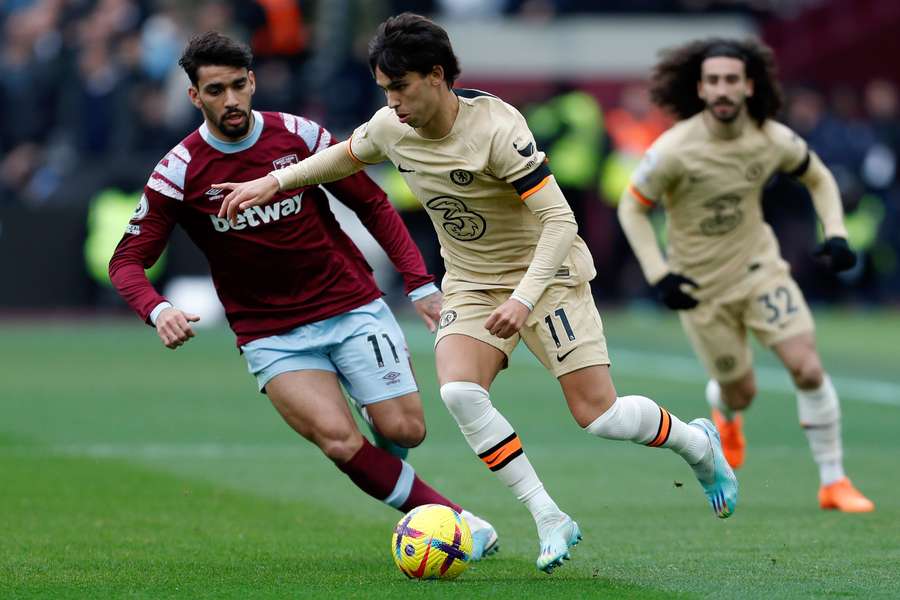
[200,110,264,153]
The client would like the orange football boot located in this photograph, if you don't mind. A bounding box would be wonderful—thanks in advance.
[818,478,875,512]
[711,409,745,469]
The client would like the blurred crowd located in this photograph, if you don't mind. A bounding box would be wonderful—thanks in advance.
[2,0,898,304]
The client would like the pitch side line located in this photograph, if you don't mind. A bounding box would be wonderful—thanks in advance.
[609,348,900,407]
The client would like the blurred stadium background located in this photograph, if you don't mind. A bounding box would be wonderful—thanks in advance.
[2,0,900,312]
[2,1,899,598]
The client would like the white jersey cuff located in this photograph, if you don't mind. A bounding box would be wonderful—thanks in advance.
[408,283,439,302]
[510,294,534,312]
[149,302,173,325]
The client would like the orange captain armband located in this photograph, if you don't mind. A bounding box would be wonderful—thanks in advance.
[628,183,656,207]
[346,137,379,165]
[512,162,552,201]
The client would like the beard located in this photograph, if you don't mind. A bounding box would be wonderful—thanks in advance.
[707,98,742,123]
[202,103,251,139]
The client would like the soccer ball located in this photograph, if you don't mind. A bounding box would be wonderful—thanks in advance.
[390,504,473,580]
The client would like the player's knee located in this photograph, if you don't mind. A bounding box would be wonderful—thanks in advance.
[440,381,492,428]
[788,355,823,389]
[386,418,426,448]
[722,378,756,410]
[569,386,617,428]
[317,428,364,464]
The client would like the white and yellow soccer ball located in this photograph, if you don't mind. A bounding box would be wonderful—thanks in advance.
[390,504,473,580]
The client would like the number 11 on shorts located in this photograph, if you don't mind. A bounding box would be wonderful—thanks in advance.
[544,308,576,348]
[367,334,400,367]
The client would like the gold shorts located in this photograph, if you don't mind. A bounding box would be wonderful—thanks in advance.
[679,269,814,382]
[435,282,609,377]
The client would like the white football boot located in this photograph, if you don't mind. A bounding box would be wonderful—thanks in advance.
[461,510,499,561]
[536,513,582,574]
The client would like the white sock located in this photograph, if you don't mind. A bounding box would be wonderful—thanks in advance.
[584,395,710,465]
[706,379,738,421]
[441,382,562,536]
[796,374,845,486]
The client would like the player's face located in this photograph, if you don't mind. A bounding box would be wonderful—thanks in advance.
[698,57,754,123]
[375,67,444,129]
[189,65,256,139]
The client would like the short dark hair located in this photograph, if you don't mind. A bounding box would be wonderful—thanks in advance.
[178,31,253,86]
[649,37,783,125]
[368,13,461,86]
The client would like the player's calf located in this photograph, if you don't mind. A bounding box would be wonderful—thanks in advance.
[440,381,569,551]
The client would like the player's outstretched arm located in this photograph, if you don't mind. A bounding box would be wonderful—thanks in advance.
[796,153,856,272]
[485,177,577,339]
[617,187,669,285]
[216,140,365,223]
[154,306,200,349]
[617,188,700,310]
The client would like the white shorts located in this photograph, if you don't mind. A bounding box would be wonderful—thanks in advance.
[241,299,418,405]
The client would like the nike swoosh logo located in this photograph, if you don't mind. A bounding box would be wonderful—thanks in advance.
[398,165,415,173]
[556,349,576,362]
[514,141,535,157]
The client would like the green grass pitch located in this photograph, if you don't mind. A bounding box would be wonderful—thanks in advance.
[2,308,899,598]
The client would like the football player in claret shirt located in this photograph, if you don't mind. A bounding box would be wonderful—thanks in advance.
[617,38,873,512]
[215,14,738,573]
[108,31,499,558]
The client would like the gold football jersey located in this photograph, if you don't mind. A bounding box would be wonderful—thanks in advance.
[629,113,808,300]
[349,89,595,294]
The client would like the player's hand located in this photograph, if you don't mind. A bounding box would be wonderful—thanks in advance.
[156,307,200,349]
[413,290,442,333]
[214,174,281,224]
[654,272,700,310]
[484,298,530,339]
[813,236,856,273]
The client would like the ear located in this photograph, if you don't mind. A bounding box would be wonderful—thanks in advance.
[746,77,755,98]
[187,86,202,110]
[697,79,704,101]
[248,70,257,94]
[430,65,445,87]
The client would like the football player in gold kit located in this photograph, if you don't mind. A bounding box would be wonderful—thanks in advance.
[618,38,873,512]
[216,15,739,572]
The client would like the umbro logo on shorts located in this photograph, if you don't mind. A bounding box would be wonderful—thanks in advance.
[382,371,402,384]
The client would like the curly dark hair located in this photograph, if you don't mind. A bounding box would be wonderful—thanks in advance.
[649,38,783,125]
[368,13,461,86]
[179,31,253,86]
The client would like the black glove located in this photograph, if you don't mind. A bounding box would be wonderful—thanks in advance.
[653,272,700,310]
[814,237,856,273]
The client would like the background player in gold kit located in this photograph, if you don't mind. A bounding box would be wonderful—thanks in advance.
[618,38,874,512]
[215,14,738,573]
